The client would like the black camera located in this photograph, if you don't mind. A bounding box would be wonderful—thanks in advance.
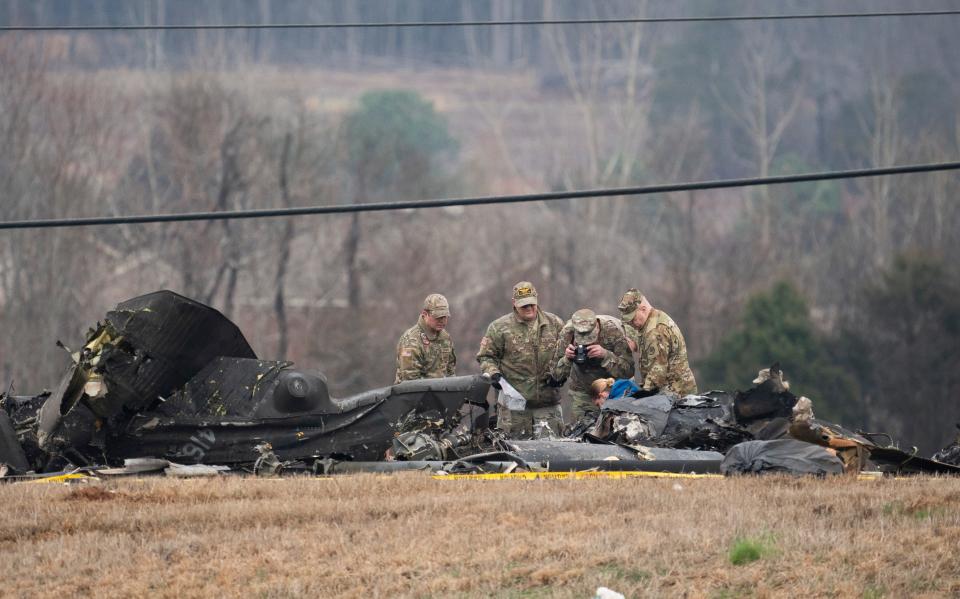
[574,344,588,365]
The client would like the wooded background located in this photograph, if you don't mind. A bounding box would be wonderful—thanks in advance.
[1,0,958,453]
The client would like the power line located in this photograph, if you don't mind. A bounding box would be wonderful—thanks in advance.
[2,161,958,231]
[3,10,960,32]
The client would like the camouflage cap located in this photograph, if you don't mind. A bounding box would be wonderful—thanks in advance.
[618,288,646,322]
[512,281,538,307]
[422,293,450,317]
[571,308,599,344]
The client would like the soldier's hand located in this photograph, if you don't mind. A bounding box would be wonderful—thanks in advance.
[627,339,638,353]
[563,344,576,360]
[631,386,659,399]
[489,372,503,390]
[586,344,607,359]
[543,374,566,388]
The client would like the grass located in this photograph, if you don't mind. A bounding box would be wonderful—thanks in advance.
[862,584,885,599]
[729,536,771,565]
[2,474,960,598]
[728,531,777,566]
[882,499,947,520]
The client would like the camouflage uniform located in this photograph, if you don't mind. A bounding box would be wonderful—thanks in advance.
[619,288,697,396]
[394,294,456,383]
[554,309,634,420]
[632,309,697,395]
[476,282,564,438]
[621,319,642,354]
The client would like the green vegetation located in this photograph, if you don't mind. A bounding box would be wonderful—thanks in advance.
[342,90,458,198]
[712,584,756,599]
[862,584,886,599]
[600,564,651,583]
[699,257,960,439]
[881,500,944,520]
[842,254,960,449]
[728,539,760,565]
[729,535,774,566]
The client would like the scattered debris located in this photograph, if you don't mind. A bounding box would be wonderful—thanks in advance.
[933,424,960,466]
[253,443,285,476]
[163,463,230,478]
[97,458,171,476]
[1,292,958,480]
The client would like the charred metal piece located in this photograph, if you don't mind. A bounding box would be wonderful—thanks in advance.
[253,443,285,476]
[503,439,640,462]
[587,392,751,453]
[37,291,256,455]
[0,410,29,474]
[498,439,723,473]
[0,392,51,473]
[932,424,960,466]
[868,446,960,475]
[727,362,801,441]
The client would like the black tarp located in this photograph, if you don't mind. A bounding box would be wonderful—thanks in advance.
[721,439,844,476]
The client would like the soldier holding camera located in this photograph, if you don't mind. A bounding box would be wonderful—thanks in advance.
[553,308,634,420]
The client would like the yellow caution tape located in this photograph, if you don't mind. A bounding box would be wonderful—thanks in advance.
[434,470,897,481]
[433,470,722,480]
[26,472,93,484]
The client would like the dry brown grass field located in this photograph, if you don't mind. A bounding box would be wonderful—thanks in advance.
[2,473,959,598]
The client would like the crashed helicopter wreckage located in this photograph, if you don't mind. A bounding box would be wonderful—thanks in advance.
[578,363,960,476]
[0,291,492,475]
[1,291,959,479]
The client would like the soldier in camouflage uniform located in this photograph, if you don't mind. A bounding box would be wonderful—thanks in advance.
[553,308,634,420]
[618,288,697,396]
[394,293,457,383]
[476,282,565,438]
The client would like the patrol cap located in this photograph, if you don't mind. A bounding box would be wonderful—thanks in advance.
[512,281,538,307]
[422,293,450,318]
[571,308,599,344]
[618,288,646,322]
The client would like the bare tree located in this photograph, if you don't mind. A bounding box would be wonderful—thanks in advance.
[854,76,900,267]
[715,24,805,255]
[0,42,125,390]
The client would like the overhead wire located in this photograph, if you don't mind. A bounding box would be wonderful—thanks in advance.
[2,161,958,231]
[4,9,959,231]
[2,9,960,31]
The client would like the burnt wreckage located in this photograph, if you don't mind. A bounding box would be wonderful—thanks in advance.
[1,291,958,477]
[0,291,489,474]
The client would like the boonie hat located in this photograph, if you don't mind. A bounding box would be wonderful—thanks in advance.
[571,308,599,344]
[422,293,450,317]
[512,281,538,307]
[618,288,646,322]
